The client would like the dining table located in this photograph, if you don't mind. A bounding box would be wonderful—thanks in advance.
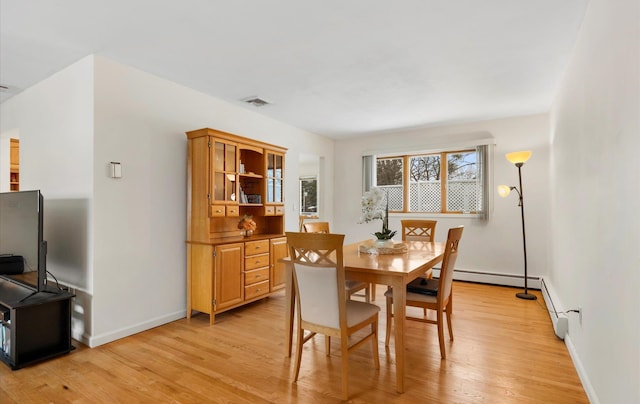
[283,239,446,394]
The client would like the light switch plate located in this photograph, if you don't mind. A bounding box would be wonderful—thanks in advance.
[110,162,122,178]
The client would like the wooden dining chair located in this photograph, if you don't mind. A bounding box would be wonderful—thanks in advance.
[286,232,380,400]
[367,220,439,301]
[401,219,437,242]
[302,221,371,302]
[302,221,330,233]
[399,219,438,314]
[384,225,463,359]
[298,214,319,232]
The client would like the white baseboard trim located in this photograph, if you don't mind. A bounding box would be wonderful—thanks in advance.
[435,267,542,289]
[86,310,186,348]
[565,334,599,404]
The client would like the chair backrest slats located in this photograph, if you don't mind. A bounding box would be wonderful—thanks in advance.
[303,221,330,234]
[401,220,437,242]
[438,226,463,303]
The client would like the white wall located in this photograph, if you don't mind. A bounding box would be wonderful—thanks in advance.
[0,59,95,285]
[94,58,332,343]
[0,56,95,342]
[549,0,640,402]
[0,55,335,347]
[90,56,335,345]
[334,114,550,285]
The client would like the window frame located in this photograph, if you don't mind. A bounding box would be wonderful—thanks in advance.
[299,176,318,215]
[374,146,486,216]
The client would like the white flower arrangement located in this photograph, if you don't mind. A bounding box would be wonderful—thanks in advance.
[358,187,396,240]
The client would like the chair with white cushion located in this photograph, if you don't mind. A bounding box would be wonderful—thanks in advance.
[286,231,380,400]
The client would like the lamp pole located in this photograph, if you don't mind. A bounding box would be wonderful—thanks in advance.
[515,163,535,300]
[499,150,536,301]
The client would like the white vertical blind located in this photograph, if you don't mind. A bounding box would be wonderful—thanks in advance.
[362,155,376,193]
[476,144,491,220]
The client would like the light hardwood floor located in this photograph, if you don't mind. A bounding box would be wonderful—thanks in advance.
[0,282,588,403]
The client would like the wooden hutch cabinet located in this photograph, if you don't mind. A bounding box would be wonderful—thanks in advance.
[185,128,288,324]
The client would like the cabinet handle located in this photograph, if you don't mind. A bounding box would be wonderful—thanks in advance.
[256,274,261,278]
[216,209,222,213]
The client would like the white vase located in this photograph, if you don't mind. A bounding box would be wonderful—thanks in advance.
[375,239,394,248]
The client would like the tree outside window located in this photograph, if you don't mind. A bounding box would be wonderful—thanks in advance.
[376,158,403,210]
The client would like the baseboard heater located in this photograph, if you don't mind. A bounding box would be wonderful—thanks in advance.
[540,277,568,340]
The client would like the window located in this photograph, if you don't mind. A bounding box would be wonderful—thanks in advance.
[299,176,318,214]
[369,145,489,216]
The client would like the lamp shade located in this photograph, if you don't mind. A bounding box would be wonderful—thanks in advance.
[497,185,512,198]
[505,151,532,165]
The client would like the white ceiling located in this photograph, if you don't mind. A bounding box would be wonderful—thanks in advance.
[0,0,588,139]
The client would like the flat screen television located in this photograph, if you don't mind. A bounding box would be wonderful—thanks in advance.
[0,190,47,292]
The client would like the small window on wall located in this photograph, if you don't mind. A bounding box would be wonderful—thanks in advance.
[300,177,318,214]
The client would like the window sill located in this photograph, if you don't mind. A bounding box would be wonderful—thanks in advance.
[389,212,481,220]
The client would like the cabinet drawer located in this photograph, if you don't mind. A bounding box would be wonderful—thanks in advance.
[245,254,269,271]
[245,267,269,285]
[209,204,239,217]
[210,205,226,217]
[275,205,285,216]
[263,206,275,216]
[245,280,269,300]
[245,240,269,256]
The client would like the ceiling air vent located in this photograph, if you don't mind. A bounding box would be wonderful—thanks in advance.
[242,96,271,107]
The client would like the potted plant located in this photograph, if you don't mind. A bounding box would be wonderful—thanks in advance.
[359,187,396,247]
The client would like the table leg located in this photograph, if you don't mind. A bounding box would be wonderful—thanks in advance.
[392,277,406,393]
[284,262,294,357]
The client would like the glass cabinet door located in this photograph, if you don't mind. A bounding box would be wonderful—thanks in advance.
[212,140,237,202]
[266,151,284,203]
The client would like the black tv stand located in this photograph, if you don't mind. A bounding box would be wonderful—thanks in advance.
[0,278,74,370]
[17,287,61,303]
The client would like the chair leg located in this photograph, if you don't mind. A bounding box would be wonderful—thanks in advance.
[385,296,392,347]
[437,309,446,359]
[446,300,454,341]
[372,318,380,369]
[424,274,434,315]
[325,335,331,356]
[341,337,349,400]
[293,327,304,382]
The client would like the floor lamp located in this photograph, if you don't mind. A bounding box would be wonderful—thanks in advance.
[498,150,537,300]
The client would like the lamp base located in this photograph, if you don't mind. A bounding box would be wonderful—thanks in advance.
[516,292,537,300]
